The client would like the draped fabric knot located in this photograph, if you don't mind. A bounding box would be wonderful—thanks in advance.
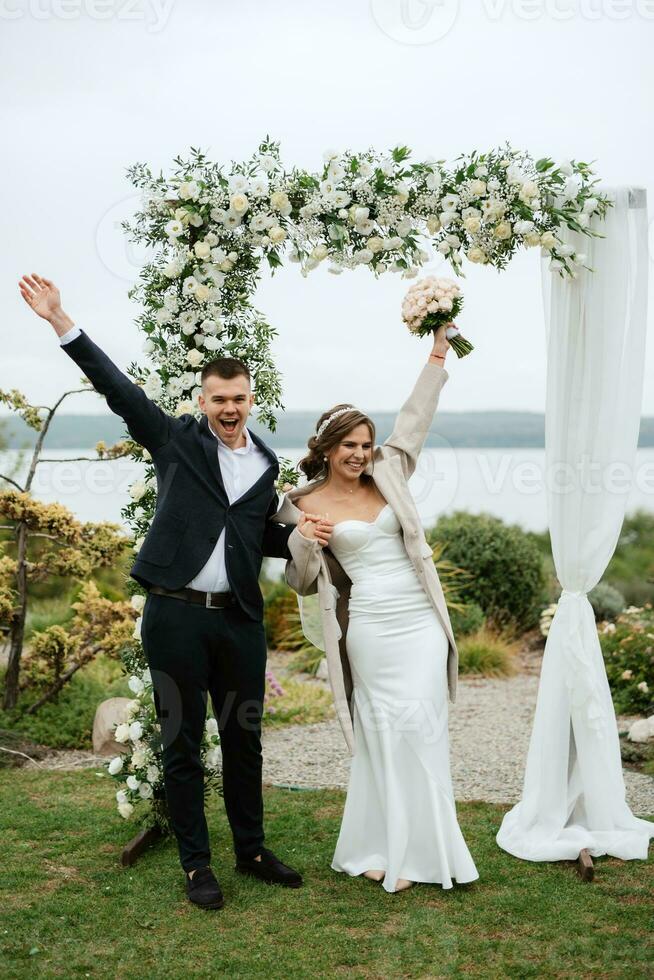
[560,588,586,598]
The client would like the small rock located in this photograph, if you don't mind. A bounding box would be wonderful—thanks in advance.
[627,717,654,744]
[92,697,133,756]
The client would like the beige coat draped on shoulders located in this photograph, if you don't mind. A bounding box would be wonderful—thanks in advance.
[271,360,457,755]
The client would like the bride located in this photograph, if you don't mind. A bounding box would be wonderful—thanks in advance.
[274,324,479,894]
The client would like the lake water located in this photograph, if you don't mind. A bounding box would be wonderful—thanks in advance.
[4,447,654,534]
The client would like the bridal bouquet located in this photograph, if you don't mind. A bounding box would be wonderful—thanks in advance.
[401,276,473,358]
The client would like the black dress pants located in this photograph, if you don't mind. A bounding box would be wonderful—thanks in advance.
[140,591,267,872]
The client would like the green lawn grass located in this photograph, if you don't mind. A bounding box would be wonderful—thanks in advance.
[1,770,652,978]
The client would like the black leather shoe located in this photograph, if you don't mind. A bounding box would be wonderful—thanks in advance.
[185,866,225,909]
[235,846,303,888]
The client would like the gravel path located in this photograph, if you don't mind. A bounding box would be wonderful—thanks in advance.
[15,672,654,818]
[261,674,654,817]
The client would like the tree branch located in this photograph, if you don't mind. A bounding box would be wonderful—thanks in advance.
[0,475,24,492]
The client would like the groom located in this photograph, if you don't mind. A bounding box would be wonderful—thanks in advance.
[19,273,329,911]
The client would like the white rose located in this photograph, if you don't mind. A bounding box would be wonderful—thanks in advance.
[269,226,287,244]
[114,723,130,744]
[194,284,210,303]
[129,721,143,741]
[139,782,154,799]
[583,197,598,214]
[557,159,574,176]
[518,180,538,201]
[524,232,541,247]
[259,153,277,172]
[126,775,140,791]
[116,789,128,805]
[194,241,211,260]
[130,594,145,613]
[163,260,183,278]
[203,335,221,352]
[355,218,375,236]
[146,765,160,783]
[143,373,163,399]
[128,675,145,695]
[540,231,557,250]
[176,400,194,417]
[187,348,204,367]
[367,236,384,254]
[108,756,123,775]
[128,480,147,502]
[179,180,200,200]
[270,191,290,212]
[131,747,147,768]
[563,176,580,201]
[206,717,219,736]
[469,179,487,197]
[118,802,134,819]
[493,221,512,240]
[437,241,451,254]
[230,193,249,214]
[312,243,329,261]
[463,216,481,235]
[354,248,373,264]
[466,246,488,264]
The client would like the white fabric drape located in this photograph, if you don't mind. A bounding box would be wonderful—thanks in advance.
[497,186,654,861]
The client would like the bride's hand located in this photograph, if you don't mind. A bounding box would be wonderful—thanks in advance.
[432,322,453,359]
[297,512,334,548]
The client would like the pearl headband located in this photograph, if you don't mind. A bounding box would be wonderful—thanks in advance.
[315,405,364,440]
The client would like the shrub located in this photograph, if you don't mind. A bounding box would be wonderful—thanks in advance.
[0,655,130,749]
[427,511,546,634]
[262,677,335,727]
[457,626,519,678]
[588,582,625,621]
[604,509,654,608]
[599,603,654,716]
[449,601,486,637]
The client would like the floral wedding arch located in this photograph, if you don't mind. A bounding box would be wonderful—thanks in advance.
[107,139,652,867]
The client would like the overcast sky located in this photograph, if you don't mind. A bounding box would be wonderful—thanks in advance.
[2,0,653,422]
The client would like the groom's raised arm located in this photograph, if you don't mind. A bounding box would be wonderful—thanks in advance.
[18,273,174,455]
[380,328,451,481]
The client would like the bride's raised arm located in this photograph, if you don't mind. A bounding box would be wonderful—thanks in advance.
[378,323,452,481]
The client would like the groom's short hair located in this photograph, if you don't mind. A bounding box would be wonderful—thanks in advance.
[201,357,251,387]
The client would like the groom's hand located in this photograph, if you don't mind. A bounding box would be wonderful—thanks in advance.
[19,273,75,337]
[297,512,334,548]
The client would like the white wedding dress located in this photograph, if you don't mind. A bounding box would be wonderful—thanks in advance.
[329,503,479,893]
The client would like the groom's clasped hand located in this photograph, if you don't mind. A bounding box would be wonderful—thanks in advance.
[297,511,334,547]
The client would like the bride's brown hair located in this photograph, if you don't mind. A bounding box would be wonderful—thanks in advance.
[298,404,377,482]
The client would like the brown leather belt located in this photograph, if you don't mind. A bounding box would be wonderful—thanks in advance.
[148,585,237,609]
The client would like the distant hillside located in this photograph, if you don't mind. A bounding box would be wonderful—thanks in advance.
[2,411,654,450]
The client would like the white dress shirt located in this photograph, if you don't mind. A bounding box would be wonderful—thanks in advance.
[58,325,272,593]
[185,421,270,592]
